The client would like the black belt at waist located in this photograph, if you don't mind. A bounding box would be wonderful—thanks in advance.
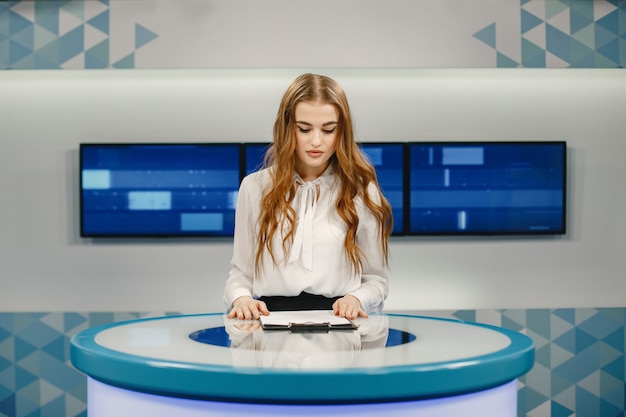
[258,292,341,311]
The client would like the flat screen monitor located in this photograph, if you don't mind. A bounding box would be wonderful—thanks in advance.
[359,143,405,236]
[80,143,241,237]
[408,141,566,235]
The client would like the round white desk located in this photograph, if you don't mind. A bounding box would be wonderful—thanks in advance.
[70,313,534,417]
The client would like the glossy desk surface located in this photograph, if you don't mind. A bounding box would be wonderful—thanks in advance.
[70,313,534,404]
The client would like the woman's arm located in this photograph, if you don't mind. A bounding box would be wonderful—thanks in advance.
[223,175,258,310]
[347,182,390,313]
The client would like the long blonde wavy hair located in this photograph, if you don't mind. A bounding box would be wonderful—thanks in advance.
[254,73,393,276]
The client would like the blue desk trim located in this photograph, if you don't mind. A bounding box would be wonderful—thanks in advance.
[70,313,534,404]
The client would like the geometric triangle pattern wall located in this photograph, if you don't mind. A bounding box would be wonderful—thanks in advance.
[439,308,626,417]
[0,312,179,417]
[2,309,626,417]
[2,1,624,69]
[474,0,626,67]
[0,1,158,69]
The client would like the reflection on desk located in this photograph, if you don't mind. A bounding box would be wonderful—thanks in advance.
[222,314,390,369]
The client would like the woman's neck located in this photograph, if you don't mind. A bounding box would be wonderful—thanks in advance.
[296,162,329,182]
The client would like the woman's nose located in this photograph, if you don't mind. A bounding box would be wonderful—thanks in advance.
[311,130,322,146]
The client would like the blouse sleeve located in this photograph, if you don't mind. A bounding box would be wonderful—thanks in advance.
[223,174,258,310]
[347,182,390,313]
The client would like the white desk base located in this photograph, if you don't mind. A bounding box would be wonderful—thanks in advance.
[88,377,518,417]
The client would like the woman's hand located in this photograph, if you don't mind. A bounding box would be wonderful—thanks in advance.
[227,296,270,320]
[333,295,368,320]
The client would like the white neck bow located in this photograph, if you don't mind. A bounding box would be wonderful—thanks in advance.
[288,176,322,271]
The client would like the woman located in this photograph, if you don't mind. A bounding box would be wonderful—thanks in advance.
[224,73,392,321]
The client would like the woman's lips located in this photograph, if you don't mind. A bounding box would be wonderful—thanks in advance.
[307,150,323,157]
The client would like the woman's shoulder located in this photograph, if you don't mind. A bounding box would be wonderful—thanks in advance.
[241,167,274,189]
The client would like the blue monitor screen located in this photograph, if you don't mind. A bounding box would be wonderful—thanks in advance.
[409,141,566,235]
[80,143,241,237]
[360,143,405,236]
[244,143,271,176]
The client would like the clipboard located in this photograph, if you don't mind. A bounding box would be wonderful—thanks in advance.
[260,310,358,331]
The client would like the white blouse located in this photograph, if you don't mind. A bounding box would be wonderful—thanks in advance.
[223,166,389,313]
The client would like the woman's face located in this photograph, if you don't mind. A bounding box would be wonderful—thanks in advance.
[293,101,339,182]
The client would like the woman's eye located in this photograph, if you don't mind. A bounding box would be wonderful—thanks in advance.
[298,127,311,133]
[323,129,336,134]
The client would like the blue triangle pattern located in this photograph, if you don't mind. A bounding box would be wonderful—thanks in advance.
[0,393,16,417]
[551,400,574,417]
[596,23,619,49]
[8,10,31,36]
[9,39,30,63]
[535,343,551,367]
[452,310,476,322]
[518,385,549,412]
[596,9,620,35]
[14,338,36,362]
[39,352,84,391]
[602,356,624,381]
[88,10,109,35]
[597,308,626,324]
[59,25,84,64]
[502,315,525,332]
[11,25,34,52]
[599,373,624,408]
[14,382,39,416]
[34,1,59,36]
[522,38,546,67]
[0,40,8,68]
[570,10,594,34]
[113,52,134,69]
[527,309,552,342]
[597,38,620,63]
[16,322,59,350]
[600,398,623,417]
[135,23,158,50]
[0,357,10,373]
[553,327,596,354]
[40,394,65,416]
[570,0,595,21]
[85,39,109,68]
[0,328,10,343]
[602,328,625,351]
[553,309,576,325]
[577,311,623,340]
[34,37,60,67]
[0,11,9,38]
[522,8,544,34]
[15,366,37,391]
[473,23,496,48]
[575,386,601,416]
[496,51,519,67]
[63,313,86,333]
[42,337,65,361]
[554,343,602,383]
